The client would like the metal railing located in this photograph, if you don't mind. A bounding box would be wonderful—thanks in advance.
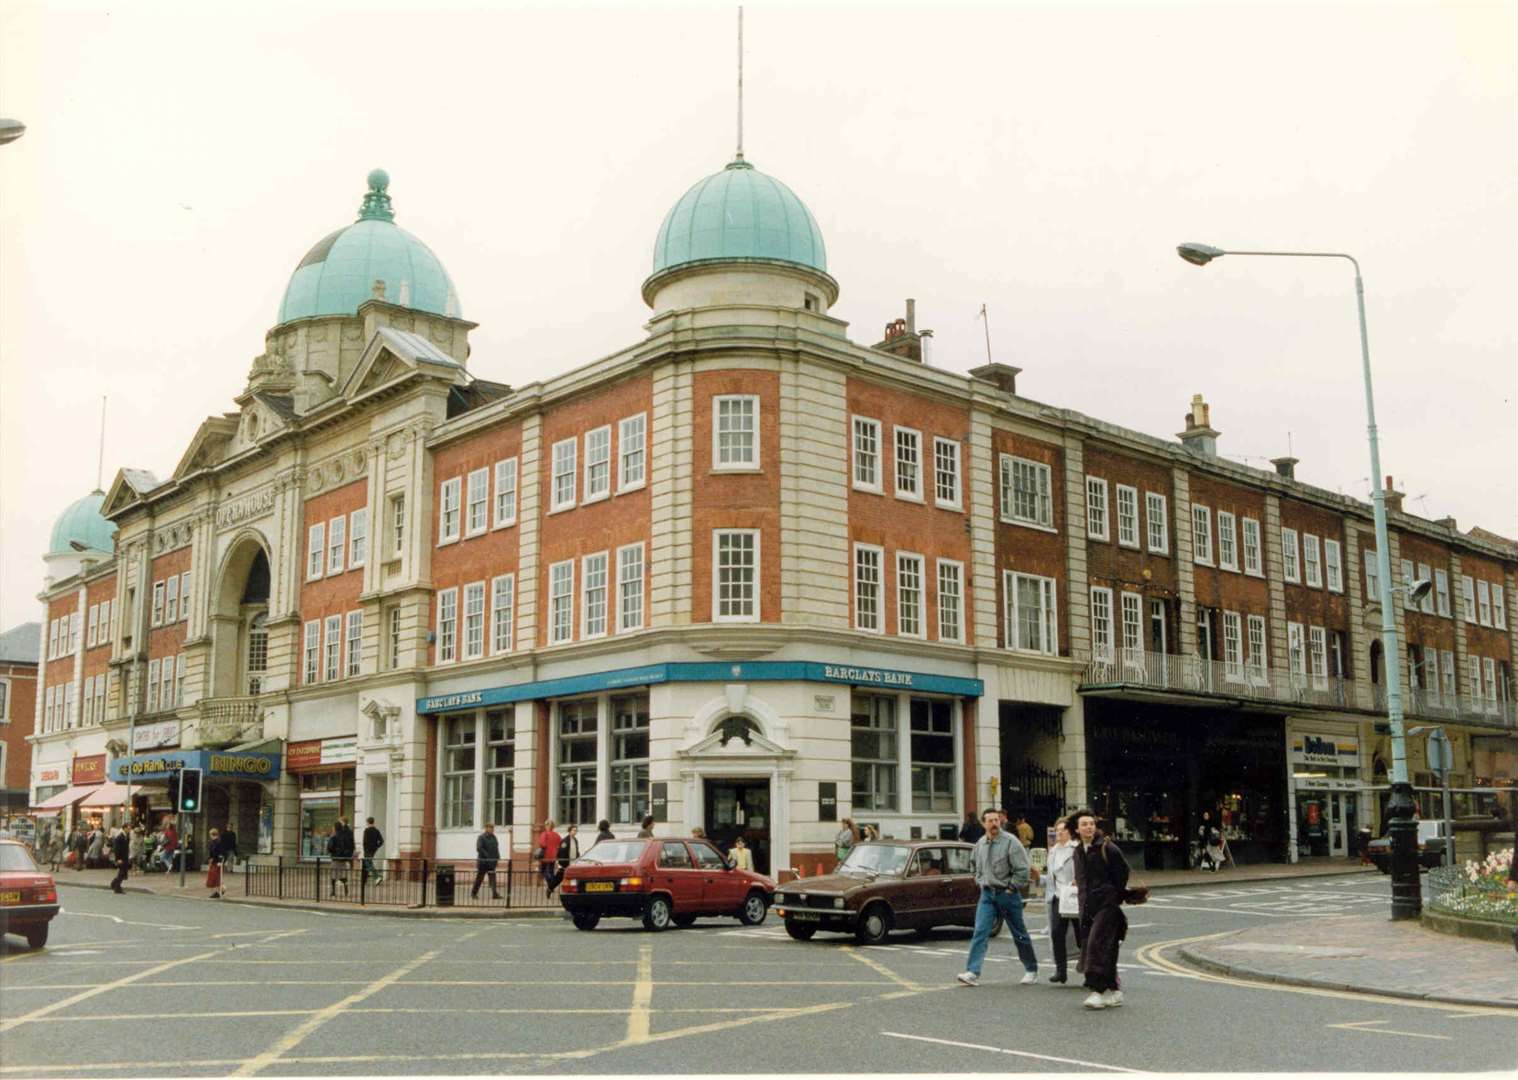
[1426,861,1517,925]
[1079,649,1516,728]
[243,856,558,909]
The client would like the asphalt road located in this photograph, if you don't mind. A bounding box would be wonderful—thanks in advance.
[0,875,1510,1076]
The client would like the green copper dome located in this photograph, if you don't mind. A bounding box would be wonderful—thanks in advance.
[277,171,461,325]
[651,158,827,276]
[48,490,114,556]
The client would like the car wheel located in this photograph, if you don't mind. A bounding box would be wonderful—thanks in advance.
[785,919,817,941]
[571,913,600,931]
[855,904,892,946]
[643,895,673,932]
[24,925,48,950]
[673,913,698,928]
[738,892,768,926]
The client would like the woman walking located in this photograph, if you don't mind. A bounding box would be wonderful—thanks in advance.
[1072,809,1130,1009]
[536,820,562,897]
[1045,817,1084,983]
[554,823,581,891]
[206,828,226,898]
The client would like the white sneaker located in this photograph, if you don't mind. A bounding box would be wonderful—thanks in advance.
[1019,971,1038,985]
[1082,991,1106,1009]
[956,971,980,987]
[1102,989,1124,1007]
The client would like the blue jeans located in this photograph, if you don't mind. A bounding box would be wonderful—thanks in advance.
[965,886,1039,976]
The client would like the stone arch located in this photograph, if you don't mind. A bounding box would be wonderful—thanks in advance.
[688,686,785,749]
[210,530,274,699]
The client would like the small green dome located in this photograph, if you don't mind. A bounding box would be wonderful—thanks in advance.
[48,491,114,556]
[651,158,827,276]
[277,171,461,325]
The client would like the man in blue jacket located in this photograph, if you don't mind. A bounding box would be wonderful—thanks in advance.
[472,823,502,900]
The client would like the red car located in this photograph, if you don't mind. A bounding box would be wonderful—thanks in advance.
[1,840,59,950]
[558,837,774,931]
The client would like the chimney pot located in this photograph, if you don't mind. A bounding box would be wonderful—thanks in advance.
[906,298,916,335]
[1271,456,1299,480]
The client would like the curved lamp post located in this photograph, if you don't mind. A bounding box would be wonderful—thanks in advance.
[1177,241,1422,920]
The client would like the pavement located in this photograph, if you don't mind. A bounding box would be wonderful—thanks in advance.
[1179,910,1518,1009]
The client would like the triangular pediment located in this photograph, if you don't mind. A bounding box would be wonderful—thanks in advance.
[680,724,793,760]
[343,326,467,401]
[102,467,162,518]
[172,416,239,481]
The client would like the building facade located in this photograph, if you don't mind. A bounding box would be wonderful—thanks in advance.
[28,161,1518,874]
[1,622,41,818]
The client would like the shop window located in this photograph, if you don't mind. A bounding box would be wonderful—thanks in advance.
[610,694,649,827]
[442,715,476,830]
[485,709,514,827]
[300,770,354,860]
[557,699,598,825]
[851,695,898,812]
[910,698,955,813]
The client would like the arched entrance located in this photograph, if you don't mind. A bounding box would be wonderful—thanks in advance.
[210,536,272,700]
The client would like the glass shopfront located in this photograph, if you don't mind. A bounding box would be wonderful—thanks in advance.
[1290,730,1362,858]
[298,770,355,859]
[1085,701,1287,867]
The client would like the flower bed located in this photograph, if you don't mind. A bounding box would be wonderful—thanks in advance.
[1427,851,1517,926]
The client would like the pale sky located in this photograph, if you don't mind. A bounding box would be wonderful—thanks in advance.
[2,0,1514,632]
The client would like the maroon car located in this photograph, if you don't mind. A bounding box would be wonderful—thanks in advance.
[773,840,1002,945]
[558,837,774,931]
[0,840,59,950]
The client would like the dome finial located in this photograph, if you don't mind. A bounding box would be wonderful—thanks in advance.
[358,168,395,222]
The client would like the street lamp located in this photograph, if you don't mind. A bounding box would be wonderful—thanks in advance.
[1177,241,1423,919]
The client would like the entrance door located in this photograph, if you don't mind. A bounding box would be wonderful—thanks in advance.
[1327,793,1349,857]
[703,779,771,876]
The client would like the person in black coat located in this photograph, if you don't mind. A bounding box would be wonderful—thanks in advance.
[472,823,502,900]
[362,817,384,884]
[327,818,356,896]
[958,810,985,845]
[110,829,131,893]
[1072,809,1131,1009]
[594,820,615,845]
[554,823,581,889]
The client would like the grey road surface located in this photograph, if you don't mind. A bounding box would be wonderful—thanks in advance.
[0,876,1510,1076]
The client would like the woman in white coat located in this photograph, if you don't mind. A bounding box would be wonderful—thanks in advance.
[1045,817,1085,983]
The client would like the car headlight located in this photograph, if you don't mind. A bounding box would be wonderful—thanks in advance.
[834,897,845,909]
[774,893,789,905]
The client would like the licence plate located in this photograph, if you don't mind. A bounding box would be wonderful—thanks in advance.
[584,882,614,893]
[788,910,820,921]
[0,891,19,905]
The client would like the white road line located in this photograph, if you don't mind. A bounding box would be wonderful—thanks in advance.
[57,910,198,930]
[883,1031,1143,1073]
[1327,1019,1452,1041]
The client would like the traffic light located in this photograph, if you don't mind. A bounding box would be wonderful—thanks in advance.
[179,768,203,814]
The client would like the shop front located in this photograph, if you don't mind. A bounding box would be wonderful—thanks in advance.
[1288,728,1364,860]
[287,737,357,860]
[1084,700,1288,867]
[110,749,282,859]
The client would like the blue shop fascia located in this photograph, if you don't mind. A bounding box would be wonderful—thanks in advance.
[110,750,283,856]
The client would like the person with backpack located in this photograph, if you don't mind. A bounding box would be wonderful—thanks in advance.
[1073,809,1132,1010]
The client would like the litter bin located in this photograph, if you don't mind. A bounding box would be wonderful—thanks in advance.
[435,864,456,907]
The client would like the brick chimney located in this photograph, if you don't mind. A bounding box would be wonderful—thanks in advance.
[1177,394,1220,456]
[1271,456,1299,480]
[1435,515,1457,531]
[1382,475,1405,514]
[873,298,930,363]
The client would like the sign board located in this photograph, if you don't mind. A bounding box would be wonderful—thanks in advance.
[37,767,62,784]
[818,781,838,822]
[133,720,181,751]
[1290,733,1360,768]
[287,737,357,773]
[111,750,282,782]
[72,755,107,784]
[650,782,668,823]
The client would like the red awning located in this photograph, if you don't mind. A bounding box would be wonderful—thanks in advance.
[78,782,133,809]
[32,785,96,811]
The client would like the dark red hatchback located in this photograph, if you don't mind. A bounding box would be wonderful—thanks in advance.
[558,837,775,931]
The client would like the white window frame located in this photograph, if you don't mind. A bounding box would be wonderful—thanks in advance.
[713,395,760,471]
[491,574,515,654]
[1309,625,1328,690]
[1493,584,1507,630]
[1324,538,1342,592]
[713,529,761,623]
[1246,614,1268,685]
[550,438,578,512]
[466,467,490,536]
[581,552,609,639]
[1116,485,1139,549]
[1400,559,1415,610]
[1090,586,1114,663]
[1287,621,1306,681]
[1281,528,1300,583]
[548,560,575,644]
[893,426,922,502]
[152,580,167,624]
[349,508,368,568]
[936,559,964,643]
[324,614,342,682]
[1434,569,1451,617]
[1145,492,1169,555]
[1365,549,1382,603]
[896,552,925,639]
[327,514,346,574]
[303,620,320,684]
[1468,655,1482,699]
[853,543,884,632]
[494,458,519,527]
[87,603,99,648]
[462,581,486,660]
[617,543,645,632]
[1120,591,1143,672]
[1001,455,1054,530]
[1461,575,1476,623]
[1004,571,1058,656]
[438,478,461,543]
[1477,580,1493,626]
[1217,510,1238,572]
[1222,610,1243,681]
[1441,650,1455,699]
[1415,562,1433,614]
[1192,504,1213,565]
[1086,477,1109,541]
[1303,534,1322,588]
[932,437,961,510]
[852,416,883,493]
[1483,657,1498,704]
[390,494,405,558]
[436,588,458,663]
[346,611,363,677]
[165,575,180,624]
[584,426,612,503]
[147,659,161,713]
[618,414,646,493]
[1242,517,1262,576]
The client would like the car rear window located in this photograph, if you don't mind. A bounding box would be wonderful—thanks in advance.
[0,845,39,872]
[579,840,648,864]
